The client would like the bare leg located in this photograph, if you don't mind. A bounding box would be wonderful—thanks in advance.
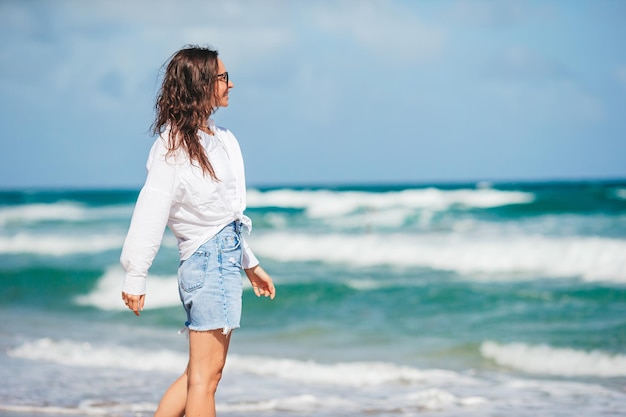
[154,367,188,417]
[185,329,232,417]
[154,330,231,417]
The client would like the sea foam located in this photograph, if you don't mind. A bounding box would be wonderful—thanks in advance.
[481,341,626,377]
[247,188,534,218]
[0,232,124,256]
[249,232,626,283]
[74,267,180,310]
[0,202,87,225]
[610,187,626,201]
[0,202,133,225]
[227,355,478,387]
[74,266,254,310]
[7,338,187,372]
[7,337,475,387]
[0,231,177,256]
[216,390,485,414]
[7,338,625,416]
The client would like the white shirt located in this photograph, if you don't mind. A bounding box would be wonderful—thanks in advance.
[120,120,259,295]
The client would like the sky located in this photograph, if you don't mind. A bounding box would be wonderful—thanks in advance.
[1,0,625,189]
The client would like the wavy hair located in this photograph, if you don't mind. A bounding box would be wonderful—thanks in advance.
[152,45,221,180]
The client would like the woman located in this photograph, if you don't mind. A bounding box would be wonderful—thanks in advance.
[120,45,276,417]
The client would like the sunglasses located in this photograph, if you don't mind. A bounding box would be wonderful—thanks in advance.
[216,72,229,85]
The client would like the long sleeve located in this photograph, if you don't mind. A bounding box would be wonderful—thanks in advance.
[120,138,176,295]
[241,236,259,269]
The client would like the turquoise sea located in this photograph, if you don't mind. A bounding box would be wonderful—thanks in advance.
[1,181,625,416]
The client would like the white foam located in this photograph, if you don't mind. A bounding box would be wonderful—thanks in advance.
[217,394,354,414]
[7,338,187,372]
[0,202,133,225]
[7,337,475,387]
[7,338,485,415]
[0,202,87,225]
[249,232,626,283]
[481,341,626,377]
[610,187,626,200]
[0,402,156,416]
[0,232,124,256]
[227,355,477,387]
[247,188,534,218]
[345,278,388,290]
[217,390,486,414]
[0,230,178,256]
[402,388,487,411]
[9,338,625,415]
[74,267,180,310]
[0,404,107,415]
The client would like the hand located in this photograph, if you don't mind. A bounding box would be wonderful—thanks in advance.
[121,292,145,316]
[244,265,276,300]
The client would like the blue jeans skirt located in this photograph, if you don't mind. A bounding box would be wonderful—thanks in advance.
[178,221,243,334]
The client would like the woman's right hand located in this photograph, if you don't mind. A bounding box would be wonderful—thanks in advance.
[122,292,145,316]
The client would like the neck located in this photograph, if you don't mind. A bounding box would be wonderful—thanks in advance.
[199,126,214,135]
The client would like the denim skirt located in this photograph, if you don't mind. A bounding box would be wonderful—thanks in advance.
[177,221,243,334]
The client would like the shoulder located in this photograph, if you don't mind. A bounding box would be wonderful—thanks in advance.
[215,125,241,149]
[147,129,186,167]
[214,124,235,138]
[148,132,170,159]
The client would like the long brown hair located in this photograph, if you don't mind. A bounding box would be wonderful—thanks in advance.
[152,45,221,179]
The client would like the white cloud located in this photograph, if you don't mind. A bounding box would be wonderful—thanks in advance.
[308,0,446,65]
[445,0,554,27]
[0,0,300,110]
[1,0,624,187]
[1,0,447,113]
[181,25,296,75]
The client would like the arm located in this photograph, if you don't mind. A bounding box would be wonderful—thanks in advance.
[240,236,275,299]
[120,138,176,315]
[120,186,171,315]
[222,129,275,299]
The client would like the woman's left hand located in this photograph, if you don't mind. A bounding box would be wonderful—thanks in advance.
[244,265,276,299]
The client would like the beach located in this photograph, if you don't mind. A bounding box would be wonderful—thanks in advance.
[1,181,625,416]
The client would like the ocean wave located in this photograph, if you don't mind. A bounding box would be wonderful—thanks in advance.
[74,267,180,310]
[227,355,478,387]
[216,394,354,413]
[480,341,626,377]
[0,202,132,225]
[0,402,156,416]
[0,202,87,225]
[217,390,486,414]
[74,266,255,310]
[0,391,483,416]
[610,187,626,201]
[247,188,534,218]
[5,338,487,414]
[8,338,626,415]
[7,337,476,387]
[7,338,187,372]
[0,232,124,256]
[249,232,626,283]
[0,232,177,256]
